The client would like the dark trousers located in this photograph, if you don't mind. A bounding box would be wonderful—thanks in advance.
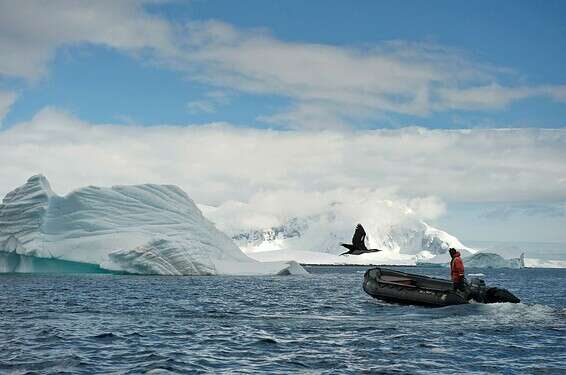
[453,280,467,292]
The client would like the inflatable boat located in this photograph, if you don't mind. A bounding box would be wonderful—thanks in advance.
[363,267,520,307]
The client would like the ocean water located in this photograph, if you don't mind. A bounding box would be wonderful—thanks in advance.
[1,266,565,374]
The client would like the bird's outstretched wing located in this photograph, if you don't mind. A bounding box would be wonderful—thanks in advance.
[352,224,365,244]
[340,224,382,255]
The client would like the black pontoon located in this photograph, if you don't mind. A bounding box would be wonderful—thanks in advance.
[363,267,520,307]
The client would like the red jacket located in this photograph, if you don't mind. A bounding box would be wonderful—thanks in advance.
[450,251,465,282]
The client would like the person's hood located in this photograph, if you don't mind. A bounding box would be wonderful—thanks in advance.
[451,250,461,258]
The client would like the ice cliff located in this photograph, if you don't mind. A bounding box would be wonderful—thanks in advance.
[0,175,306,275]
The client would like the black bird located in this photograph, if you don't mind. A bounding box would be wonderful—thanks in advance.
[340,224,382,255]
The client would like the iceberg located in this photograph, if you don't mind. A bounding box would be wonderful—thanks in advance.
[0,175,306,275]
[418,252,525,269]
[524,258,566,268]
[466,240,566,269]
[465,252,525,269]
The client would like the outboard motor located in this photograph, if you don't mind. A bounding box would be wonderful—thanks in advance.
[468,273,520,304]
[468,274,487,303]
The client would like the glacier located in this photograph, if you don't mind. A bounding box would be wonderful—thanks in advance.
[0,175,307,275]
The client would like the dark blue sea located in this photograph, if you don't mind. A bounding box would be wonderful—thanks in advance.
[1,266,565,374]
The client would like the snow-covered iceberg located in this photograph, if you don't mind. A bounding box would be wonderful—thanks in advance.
[418,252,525,269]
[0,175,307,275]
[465,252,524,269]
[524,258,566,268]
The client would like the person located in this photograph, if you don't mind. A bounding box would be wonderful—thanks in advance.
[449,248,466,292]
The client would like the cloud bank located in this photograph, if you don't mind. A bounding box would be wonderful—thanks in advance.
[200,189,447,238]
[1,108,565,209]
[0,0,173,81]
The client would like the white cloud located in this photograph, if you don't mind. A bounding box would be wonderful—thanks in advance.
[175,22,488,126]
[186,90,233,114]
[202,189,447,238]
[4,0,566,129]
[2,4,565,129]
[157,20,566,128]
[0,90,17,124]
[1,108,565,208]
[437,84,566,111]
[0,0,174,81]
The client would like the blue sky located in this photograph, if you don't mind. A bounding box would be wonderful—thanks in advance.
[3,0,566,129]
[1,0,565,244]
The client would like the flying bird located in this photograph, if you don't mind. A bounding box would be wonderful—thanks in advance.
[340,224,382,255]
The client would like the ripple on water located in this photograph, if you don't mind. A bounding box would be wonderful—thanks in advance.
[1,267,565,374]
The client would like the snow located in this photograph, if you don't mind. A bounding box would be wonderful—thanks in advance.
[417,252,528,269]
[465,252,524,269]
[0,175,307,276]
[201,199,475,266]
[203,199,565,268]
[524,258,566,269]
[2,175,562,272]
[247,249,415,265]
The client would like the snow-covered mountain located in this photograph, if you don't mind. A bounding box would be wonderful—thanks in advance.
[228,217,472,257]
[200,198,475,265]
[0,175,306,275]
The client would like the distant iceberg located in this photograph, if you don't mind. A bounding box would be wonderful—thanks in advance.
[0,175,306,276]
[465,252,524,269]
[524,258,566,268]
[417,252,525,269]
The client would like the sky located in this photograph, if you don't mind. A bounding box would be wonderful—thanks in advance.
[1,0,565,243]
